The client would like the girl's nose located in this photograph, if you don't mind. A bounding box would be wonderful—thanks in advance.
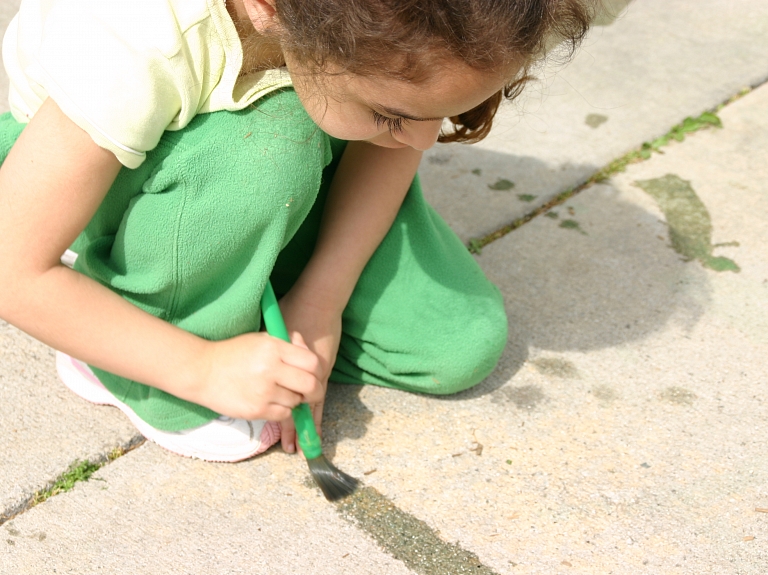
[395,119,443,151]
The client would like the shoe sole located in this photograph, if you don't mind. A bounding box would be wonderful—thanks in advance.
[55,352,279,462]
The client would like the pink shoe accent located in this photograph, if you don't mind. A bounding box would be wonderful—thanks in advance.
[72,359,101,385]
[256,421,281,454]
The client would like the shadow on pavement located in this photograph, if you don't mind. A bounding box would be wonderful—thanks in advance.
[462,180,710,399]
[322,145,712,440]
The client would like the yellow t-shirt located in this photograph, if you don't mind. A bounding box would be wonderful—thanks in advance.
[2,0,292,168]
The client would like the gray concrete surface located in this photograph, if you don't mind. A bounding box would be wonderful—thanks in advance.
[447,84,768,572]
[421,0,768,241]
[0,323,141,522]
[2,1,768,574]
[1,442,416,574]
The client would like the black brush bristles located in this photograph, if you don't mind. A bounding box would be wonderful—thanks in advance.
[306,455,359,501]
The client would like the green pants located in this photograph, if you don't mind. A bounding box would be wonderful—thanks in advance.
[0,89,507,431]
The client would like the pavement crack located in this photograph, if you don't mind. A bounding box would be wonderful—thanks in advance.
[0,434,145,527]
[465,81,763,255]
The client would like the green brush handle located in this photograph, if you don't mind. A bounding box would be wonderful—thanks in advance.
[260,281,323,460]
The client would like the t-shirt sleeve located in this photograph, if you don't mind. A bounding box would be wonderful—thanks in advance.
[30,0,186,168]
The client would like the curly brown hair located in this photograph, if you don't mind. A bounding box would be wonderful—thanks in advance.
[270,0,596,143]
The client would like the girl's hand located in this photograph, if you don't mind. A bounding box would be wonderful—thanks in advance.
[193,332,325,422]
[275,286,342,454]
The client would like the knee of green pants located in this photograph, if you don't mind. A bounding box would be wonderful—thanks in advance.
[331,176,509,396]
[401,284,508,396]
[435,290,508,394]
[411,287,508,395]
[333,284,508,395]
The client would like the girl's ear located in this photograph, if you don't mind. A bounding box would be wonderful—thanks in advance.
[243,0,279,33]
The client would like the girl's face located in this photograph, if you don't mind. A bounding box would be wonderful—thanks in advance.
[234,0,514,150]
[285,55,514,151]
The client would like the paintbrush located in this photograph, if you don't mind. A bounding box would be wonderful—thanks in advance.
[260,280,358,501]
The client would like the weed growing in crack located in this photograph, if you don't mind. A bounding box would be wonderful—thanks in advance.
[31,460,103,506]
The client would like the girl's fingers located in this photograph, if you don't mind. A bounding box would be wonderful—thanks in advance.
[264,404,293,422]
[276,336,324,380]
[274,361,323,401]
[291,331,309,350]
[279,417,297,453]
[266,384,304,411]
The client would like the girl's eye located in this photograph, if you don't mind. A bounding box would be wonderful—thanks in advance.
[372,111,406,134]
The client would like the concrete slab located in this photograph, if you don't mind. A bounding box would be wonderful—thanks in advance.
[421,0,768,241]
[1,441,416,575]
[0,322,141,522]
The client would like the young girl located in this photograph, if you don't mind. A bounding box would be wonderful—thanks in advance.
[0,0,593,461]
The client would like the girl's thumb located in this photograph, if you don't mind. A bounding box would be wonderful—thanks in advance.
[291,330,310,350]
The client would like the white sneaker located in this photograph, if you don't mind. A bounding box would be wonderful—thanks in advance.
[55,351,280,462]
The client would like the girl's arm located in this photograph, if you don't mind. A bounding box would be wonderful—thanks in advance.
[277,140,423,450]
[0,98,323,421]
[292,140,422,313]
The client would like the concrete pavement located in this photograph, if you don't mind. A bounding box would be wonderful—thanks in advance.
[2,1,767,574]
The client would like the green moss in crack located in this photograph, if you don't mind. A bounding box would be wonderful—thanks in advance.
[31,460,104,506]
